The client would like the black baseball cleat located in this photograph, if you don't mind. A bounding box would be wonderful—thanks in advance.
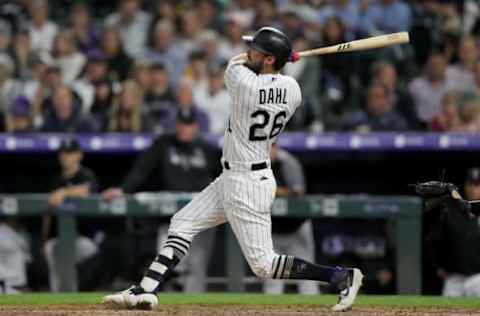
[330,267,364,312]
[102,285,158,310]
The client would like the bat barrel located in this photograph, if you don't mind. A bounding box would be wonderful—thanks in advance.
[297,32,410,58]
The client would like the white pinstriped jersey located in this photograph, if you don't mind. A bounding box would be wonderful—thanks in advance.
[223,56,302,165]
[139,56,305,295]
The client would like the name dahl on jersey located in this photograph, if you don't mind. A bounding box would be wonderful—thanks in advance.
[259,88,287,105]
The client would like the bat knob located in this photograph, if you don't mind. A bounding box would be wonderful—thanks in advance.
[289,52,300,62]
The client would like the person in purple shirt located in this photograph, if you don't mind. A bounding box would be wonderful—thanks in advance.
[7,95,32,133]
[69,3,100,54]
[41,85,92,133]
[358,0,412,36]
[143,62,177,134]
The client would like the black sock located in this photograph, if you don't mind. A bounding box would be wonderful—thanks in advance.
[140,235,191,292]
[275,256,337,283]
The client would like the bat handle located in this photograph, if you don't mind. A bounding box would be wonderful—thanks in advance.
[288,52,300,63]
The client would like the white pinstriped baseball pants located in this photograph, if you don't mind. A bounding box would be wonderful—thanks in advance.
[168,168,278,279]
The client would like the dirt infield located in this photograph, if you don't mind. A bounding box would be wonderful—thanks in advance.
[1,304,480,316]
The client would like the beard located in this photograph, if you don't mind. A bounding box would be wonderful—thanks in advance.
[245,59,263,74]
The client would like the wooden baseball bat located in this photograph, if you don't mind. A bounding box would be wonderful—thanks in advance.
[292,32,409,60]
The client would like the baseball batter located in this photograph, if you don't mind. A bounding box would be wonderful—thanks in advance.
[103,27,363,312]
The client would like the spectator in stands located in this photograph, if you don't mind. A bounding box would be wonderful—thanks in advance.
[279,6,303,40]
[318,0,359,39]
[72,50,110,114]
[427,167,480,297]
[465,0,480,36]
[193,64,230,134]
[100,26,132,81]
[90,78,114,132]
[13,29,33,79]
[6,95,32,133]
[196,0,222,31]
[319,16,355,129]
[230,0,255,25]
[409,2,441,66]
[446,37,477,95]
[0,53,22,114]
[177,10,203,55]
[252,0,278,31]
[0,20,12,55]
[469,61,480,99]
[145,19,187,86]
[30,64,63,129]
[143,62,176,134]
[150,1,177,27]
[264,143,318,295]
[430,92,461,132]
[370,61,418,129]
[0,217,30,294]
[172,78,209,133]
[69,3,100,54]
[27,0,58,52]
[358,0,411,36]
[41,85,92,132]
[105,0,151,58]
[197,30,225,66]
[185,51,209,93]
[108,80,152,133]
[218,13,248,61]
[42,138,99,292]
[23,53,50,111]
[132,59,152,93]
[408,53,455,125]
[102,110,220,293]
[457,98,480,133]
[52,31,86,84]
[283,35,318,131]
[341,82,408,132]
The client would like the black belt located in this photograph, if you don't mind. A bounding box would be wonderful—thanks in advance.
[223,161,268,171]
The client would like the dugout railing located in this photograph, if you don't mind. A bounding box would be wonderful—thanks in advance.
[0,193,422,294]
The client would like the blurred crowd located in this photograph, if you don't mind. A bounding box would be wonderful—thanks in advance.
[0,0,479,134]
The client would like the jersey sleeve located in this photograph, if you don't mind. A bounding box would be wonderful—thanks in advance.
[287,78,302,115]
[224,55,257,98]
[293,80,302,108]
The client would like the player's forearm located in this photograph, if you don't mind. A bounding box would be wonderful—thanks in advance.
[230,53,247,63]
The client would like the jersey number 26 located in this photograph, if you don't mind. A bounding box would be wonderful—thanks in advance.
[249,110,287,141]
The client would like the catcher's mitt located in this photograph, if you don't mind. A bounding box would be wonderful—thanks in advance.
[413,181,459,199]
[412,181,471,213]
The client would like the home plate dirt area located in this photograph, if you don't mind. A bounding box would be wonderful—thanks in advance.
[1,304,480,316]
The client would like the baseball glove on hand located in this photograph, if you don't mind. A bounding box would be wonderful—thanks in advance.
[413,181,471,213]
[413,181,459,199]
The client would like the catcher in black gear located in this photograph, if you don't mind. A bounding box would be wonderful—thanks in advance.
[416,168,480,296]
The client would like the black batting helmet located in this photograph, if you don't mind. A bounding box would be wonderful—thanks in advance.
[242,27,292,70]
